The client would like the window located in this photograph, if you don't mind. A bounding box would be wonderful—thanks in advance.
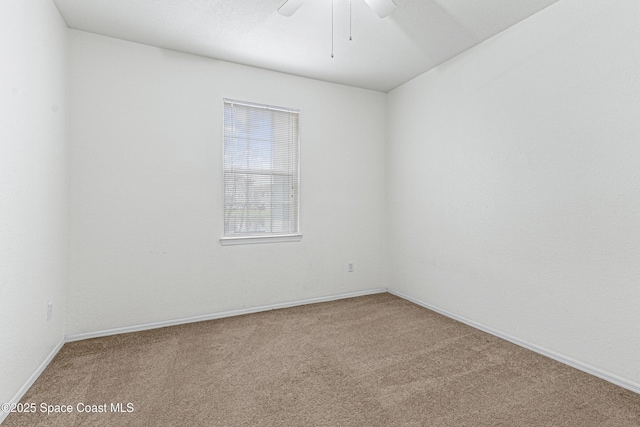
[220,99,301,245]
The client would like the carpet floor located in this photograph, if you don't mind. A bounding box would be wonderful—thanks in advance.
[4,293,640,426]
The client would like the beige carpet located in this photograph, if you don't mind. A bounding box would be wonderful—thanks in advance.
[4,293,640,426]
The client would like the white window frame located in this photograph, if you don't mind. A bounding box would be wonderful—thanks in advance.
[219,98,302,246]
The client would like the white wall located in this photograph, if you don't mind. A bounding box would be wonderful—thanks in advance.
[67,31,388,336]
[388,0,640,388]
[0,0,69,410]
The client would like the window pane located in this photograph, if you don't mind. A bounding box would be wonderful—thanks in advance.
[223,99,299,237]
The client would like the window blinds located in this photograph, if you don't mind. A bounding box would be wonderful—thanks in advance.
[223,99,300,237]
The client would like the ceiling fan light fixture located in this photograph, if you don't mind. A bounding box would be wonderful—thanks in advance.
[362,0,396,18]
[277,0,397,58]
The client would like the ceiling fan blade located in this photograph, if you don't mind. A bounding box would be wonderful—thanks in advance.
[277,0,308,17]
[363,0,396,18]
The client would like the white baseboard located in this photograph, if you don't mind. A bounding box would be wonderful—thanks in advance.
[65,288,388,342]
[388,288,640,395]
[0,338,65,425]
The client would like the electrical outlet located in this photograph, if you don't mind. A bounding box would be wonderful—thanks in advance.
[47,302,53,321]
[347,262,354,273]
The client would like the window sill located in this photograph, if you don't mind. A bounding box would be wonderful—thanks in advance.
[219,234,303,246]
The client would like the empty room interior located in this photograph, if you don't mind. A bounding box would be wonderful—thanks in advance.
[2,0,640,425]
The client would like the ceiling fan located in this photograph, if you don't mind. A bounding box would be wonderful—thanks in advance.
[278,0,397,18]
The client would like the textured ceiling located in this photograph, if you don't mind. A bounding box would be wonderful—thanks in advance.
[53,0,560,92]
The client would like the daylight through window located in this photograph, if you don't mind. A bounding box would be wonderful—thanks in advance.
[223,99,300,239]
